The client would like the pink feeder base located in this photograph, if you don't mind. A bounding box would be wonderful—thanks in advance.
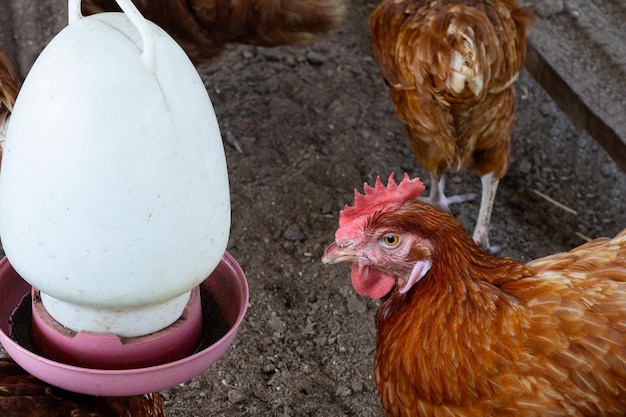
[0,252,248,396]
[31,286,203,370]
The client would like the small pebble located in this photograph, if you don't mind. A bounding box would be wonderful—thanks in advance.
[268,312,286,332]
[539,102,555,117]
[283,224,305,242]
[298,381,314,395]
[518,159,532,175]
[600,163,614,178]
[335,386,352,397]
[532,0,564,17]
[305,51,327,65]
[263,363,277,374]
[228,389,246,404]
[351,381,364,393]
[347,296,367,314]
[259,48,282,62]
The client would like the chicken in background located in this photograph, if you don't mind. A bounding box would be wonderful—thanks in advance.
[369,0,534,253]
[0,356,165,417]
[0,51,19,166]
[323,173,626,416]
[82,0,345,67]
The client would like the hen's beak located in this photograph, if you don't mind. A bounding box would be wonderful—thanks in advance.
[322,241,361,264]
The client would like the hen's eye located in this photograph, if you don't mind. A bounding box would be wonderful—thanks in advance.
[381,235,401,248]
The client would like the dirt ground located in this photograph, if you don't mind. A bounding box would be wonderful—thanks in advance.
[1,1,626,416]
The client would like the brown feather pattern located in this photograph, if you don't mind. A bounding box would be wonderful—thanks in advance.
[367,203,626,416]
[0,52,18,120]
[0,357,165,417]
[0,51,20,166]
[369,0,533,178]
[82,0,344,66]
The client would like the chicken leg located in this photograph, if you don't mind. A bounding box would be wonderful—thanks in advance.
[419,172,476,213]
[472,172,500,254]
[420,171,500,254]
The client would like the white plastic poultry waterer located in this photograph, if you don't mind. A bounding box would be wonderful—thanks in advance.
[0,0,230,339]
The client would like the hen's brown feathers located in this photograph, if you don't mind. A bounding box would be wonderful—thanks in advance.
[0,52,18,120]
[513,231,626,414]
[82,0,344,66]
[0,52,20,165]
[369,1,534,252]
[325,191,626,416]
[370,0,532,177]
[0,357,165,417]
[380,210,626,415]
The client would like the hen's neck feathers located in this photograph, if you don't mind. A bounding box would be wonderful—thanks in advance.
[367,203,626,414]
[372,203,535,405]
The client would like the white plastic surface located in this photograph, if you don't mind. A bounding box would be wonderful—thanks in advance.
[0,2,230,333]
[41,290,192,337]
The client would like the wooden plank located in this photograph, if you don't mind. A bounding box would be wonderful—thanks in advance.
[525,40,626,172]
[523,0,626,172]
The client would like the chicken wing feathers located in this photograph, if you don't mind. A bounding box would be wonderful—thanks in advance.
[494,230,626,415]
[0,357,166,417]
[0,52,20,165]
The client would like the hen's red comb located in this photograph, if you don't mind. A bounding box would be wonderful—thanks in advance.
[336,173,425,241]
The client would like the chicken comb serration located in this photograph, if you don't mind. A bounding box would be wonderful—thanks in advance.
[336,173,425,240]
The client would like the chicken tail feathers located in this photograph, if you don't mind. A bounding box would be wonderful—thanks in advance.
[428,4,534,101]
[371,2,532,103]
[426,6,498,101]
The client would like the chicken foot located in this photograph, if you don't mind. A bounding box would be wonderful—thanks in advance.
[418,172,476,213]
[419,172,500,254]
[472,172,500,254]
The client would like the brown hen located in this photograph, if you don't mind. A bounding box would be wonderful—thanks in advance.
[82,0,345,66]
[370,0,534,253]
[323,173,626,417]
[0,356,165,417]
[0,51,19,166]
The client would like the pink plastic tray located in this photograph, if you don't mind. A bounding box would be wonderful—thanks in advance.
[0,253,248,396]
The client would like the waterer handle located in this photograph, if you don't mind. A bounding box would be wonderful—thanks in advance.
[67,0,155,72]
